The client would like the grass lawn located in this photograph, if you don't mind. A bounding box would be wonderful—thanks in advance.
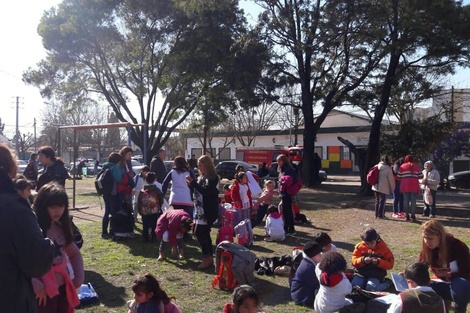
[71,179,470,313]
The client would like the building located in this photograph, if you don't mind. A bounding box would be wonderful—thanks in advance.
[185,109,373,174]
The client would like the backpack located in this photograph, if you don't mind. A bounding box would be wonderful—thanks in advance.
[212,250,238,291]
[234,219,253,246]
[77,283,99,307]
[286,175,302,196]
[23,162,37,181]
[139,188,162,216]
[366,165,379,185]
[94,167,114,195]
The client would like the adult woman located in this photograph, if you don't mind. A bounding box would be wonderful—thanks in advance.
[186,155,219,270]
[419,220,470,313]
[420,161,440,218]
[277,154,297,235]
[397,155,423,222]
[0,143,54,312]
[118,146,135,202]
[36,146,70,191]
[162,156,196,217]
[371,155,395,219]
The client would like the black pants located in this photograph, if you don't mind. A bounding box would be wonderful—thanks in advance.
[195,223,213,256]
[142,214,158,242]
[281,195,295,233]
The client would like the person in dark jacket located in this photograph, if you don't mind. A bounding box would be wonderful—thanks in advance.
[0,143,54,313]
[36,146,69,191]
[101,152,123,238]
[150,148,167,184]
[290,241,323,307]
[186,155,219,270]
[277,154,297,235]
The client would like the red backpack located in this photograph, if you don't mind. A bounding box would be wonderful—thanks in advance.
[366,165,379,185]
[286,176,302,196]
[212,250,238,291]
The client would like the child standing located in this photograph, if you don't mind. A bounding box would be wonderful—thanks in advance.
[231,172,253,220]
[290,241,323,307]
[223,284,265,313]
[155,210,193,261]
[32,183,84,313]
[351,227,394,291]
[137,172,165,243]
[251,180,277,228]
[264,205,285,242]
[314,251,353,313]
[127,273,182,313]
[132,165,150,221]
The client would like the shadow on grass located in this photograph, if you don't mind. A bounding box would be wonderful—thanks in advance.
[335,241,356,253]
[84,270,127,308]
[255,276,292,307]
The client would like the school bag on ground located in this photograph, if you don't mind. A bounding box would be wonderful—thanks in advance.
[110,201,135,240]
[366,165,379,185]
[77,283,99,307]
[216,225,234,245]
[94,167,114,195]
[212,241,257,290]
[234,219,253,246]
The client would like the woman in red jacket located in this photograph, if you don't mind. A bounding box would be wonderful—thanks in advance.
[397,155,423,222]
[419,220,470,313]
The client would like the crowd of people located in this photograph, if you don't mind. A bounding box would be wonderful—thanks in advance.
[2,142,470,313]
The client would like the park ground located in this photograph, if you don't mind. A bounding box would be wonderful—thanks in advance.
[68,175,470,313]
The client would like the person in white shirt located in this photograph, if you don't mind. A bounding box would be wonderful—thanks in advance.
[264,205,285,242]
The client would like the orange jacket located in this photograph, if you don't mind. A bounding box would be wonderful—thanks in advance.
[351,238,394,280]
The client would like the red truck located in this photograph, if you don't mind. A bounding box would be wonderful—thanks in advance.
[235,147,288,167]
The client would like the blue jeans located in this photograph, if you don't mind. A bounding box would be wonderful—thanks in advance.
[351,275,389,291]
[374,191,386,217]
[423,189,437,216]
[393,181,403,214]
[402,192,417,217]
[430,277,470,312]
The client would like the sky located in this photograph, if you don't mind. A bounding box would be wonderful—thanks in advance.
[1,0,469,141]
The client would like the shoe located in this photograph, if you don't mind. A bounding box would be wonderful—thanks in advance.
[392,214,400,218]
[101,233,111,239]
[411,216,417,223]
[198,256,214,270]
[264,236,273,242]
[398,212,406,218]
[157,252,166,261]
[405,214,411,221]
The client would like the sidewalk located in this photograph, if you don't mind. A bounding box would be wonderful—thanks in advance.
[325,175,470,219]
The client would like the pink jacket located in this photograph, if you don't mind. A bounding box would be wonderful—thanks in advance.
[155,210,191,246]
[397,162,423,194]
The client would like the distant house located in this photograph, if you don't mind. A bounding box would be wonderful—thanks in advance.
[185,109,374,174]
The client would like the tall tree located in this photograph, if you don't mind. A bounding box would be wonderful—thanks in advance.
[256,0,385,186]
[24,0,263,162]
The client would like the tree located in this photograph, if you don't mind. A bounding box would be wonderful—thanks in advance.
[13,132,35,160]
[355,0,470,189]
[256,0,385,186]
[24,0,264,162]
[0,117,5,136]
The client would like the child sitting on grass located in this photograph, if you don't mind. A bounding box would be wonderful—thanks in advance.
[314,251,353,313]
[264,205,285,242]
[314,232,337,253]
[387,262,445,313]
[351,227,395,291]
[223,284,265,313]
[290,241,323,307]
[127,273,182,313]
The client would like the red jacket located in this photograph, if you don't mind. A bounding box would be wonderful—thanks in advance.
[397,162,423,194]
[231,180,252,209]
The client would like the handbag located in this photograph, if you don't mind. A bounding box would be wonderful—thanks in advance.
[424,186,433,205]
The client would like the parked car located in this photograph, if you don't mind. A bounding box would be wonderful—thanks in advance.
[69,161,102,176]
[164,160,173,173]
[268,163,327,184]
[17,160,28,174]
[131,159,144,176]
[447,171,470,189]
[215,161,258,180]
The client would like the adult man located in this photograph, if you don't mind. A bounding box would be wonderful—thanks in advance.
[150,148,167,184]
[187,154,198,169]
[36,146,70,191]
[0,143,54,312]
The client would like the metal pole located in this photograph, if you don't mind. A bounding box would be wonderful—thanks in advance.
[72,129,77,209]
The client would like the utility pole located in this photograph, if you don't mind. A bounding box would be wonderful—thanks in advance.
[451,86,454,123]
[15,96,19,156]
[34,118,37,152]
